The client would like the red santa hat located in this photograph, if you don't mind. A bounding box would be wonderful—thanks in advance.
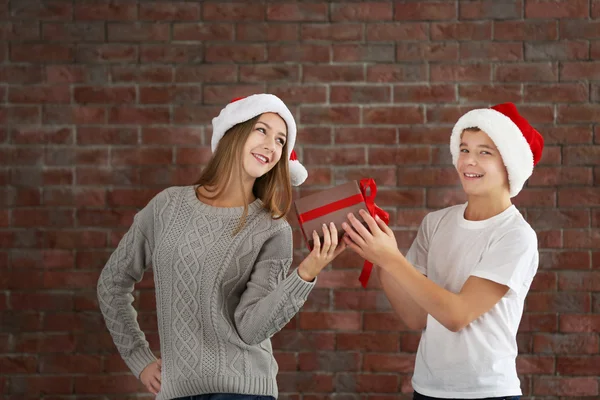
[450,102,544,197]
[211,94,308,186]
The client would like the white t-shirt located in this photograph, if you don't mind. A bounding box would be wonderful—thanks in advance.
[405,203,538,399]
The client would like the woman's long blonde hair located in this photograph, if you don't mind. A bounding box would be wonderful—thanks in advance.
[194,115,293,232]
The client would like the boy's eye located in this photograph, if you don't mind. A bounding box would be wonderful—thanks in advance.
[460,148,469,153]
[481,151,491,155]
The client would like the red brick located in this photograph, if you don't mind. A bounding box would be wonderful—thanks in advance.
[141,85,203,105]
[112,65,174,83]
[397,42,458,62]
[532,168,592,191]
[558,271,600,291]
[460,41,523,61]
[172,22,233,41]
[458,84,522,103]
[11,0,72,20]
[173,105,221,125]
[0,65,43,84]
[175,65,236,83]
[141,44,203,63]
[516,355,555,374]
[45,65,106,84]
[397,166,460,187]
[74,1,137,21]
[395,84,456,104]
[203,2,265,21]
[561,314,600,332]
[363,107,424,125]
[11,44,73,62]
[364,312,408,331]
[7,376,73,395]
[334,167,396,187]
[111,148,172,166]
[460,0,522,19]
[494,20,557,40]
[40,354,102,374]
[77,127,137,145]
[431,63,491,82]
[76,44,137,63]
[304,147,365,166]
[564,146,600,165]
[526,0,589,18]
[240,65,299,83]
[269,44,330,63]
[335,373,399,393]
[561,61,600,80]
[42,22,104,42]
[367,22,428,41]
[557,356,600,376]
[139,2,200,21]
[205,44,266,63]
[431,22,490,41]
[331,3,393,21]
[299,352,360,372]
[295,127,331,145]
[108,106,169,124]
[334,290,392,310]
[534,333,599,354]
[561,20,600,39]
[525,83,589,103]
[43,271,99,289]
[367,64,426,83]
[142,127,202,146]
[534,377,598,396]
[394,1,456,20]
[237,23,299,42]
[337,333,399,352]
[537,145,562,165]
[268,3,328,21]
[334,44,395,62]
[526,41,589,60]
[363,354,415,372]
[108,22,169,42]
[427,105,479,124]
[526,292,590,313]
[106,189,156,208]
[0,20,40,40]
[277,372,334,393]
[495,62,558,82]
[299,311,361,331]
[301,107,360,125]
[0,355,36,373]
[12,127,72,145]
[74,375,144,394]
[334,127,395,145]
[564,229,600,248]
[303,23,363,41]
[175,148,213,165]
[74,86,136,104]
[330,86,391,104]
[519,313,558,332]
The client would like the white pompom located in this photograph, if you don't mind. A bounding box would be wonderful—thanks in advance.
[289,159,308,186]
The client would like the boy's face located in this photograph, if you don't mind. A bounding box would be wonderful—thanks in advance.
[457,129,509,197]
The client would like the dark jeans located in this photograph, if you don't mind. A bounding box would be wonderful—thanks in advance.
[414,392,520,400]
[175,395,275,400]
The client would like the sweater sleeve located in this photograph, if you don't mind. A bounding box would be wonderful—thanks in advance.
[234,224,315,345]
[96,191,166,378]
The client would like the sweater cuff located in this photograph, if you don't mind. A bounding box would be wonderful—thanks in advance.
[125,346,157,378]
[285,268,316,301]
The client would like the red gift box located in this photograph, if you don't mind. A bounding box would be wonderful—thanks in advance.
[293,178,389,288]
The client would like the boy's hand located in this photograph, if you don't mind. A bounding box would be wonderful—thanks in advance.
[298,222,347,281]
[342,209,400,268]
[140,358,161,395]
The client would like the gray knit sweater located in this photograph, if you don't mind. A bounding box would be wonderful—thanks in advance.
[97,185,315,399]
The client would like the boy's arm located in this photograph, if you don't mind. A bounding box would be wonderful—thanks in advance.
[377,266,427,330]
[381,259,508,332]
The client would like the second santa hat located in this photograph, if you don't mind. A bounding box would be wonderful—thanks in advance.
[450,102,544,197]
[211,93,308,186]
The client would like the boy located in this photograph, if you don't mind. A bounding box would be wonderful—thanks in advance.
[342,103,544,399]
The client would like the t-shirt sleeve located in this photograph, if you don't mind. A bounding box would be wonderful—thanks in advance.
[470,227,539,297]
[405,214,431,276]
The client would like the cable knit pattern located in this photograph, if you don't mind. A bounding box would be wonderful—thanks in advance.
[97,186,315,400]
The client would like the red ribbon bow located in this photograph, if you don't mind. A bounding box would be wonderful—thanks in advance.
[357,178,390,288]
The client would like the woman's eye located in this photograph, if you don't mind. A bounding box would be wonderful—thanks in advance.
[257,127,266,134]
[277,138,286,146]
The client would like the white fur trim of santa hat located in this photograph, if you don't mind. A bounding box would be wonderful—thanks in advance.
[211,93,308,186]
[450,107,535,198]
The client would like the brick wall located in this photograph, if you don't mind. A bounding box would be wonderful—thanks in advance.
[1,0,599,398]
